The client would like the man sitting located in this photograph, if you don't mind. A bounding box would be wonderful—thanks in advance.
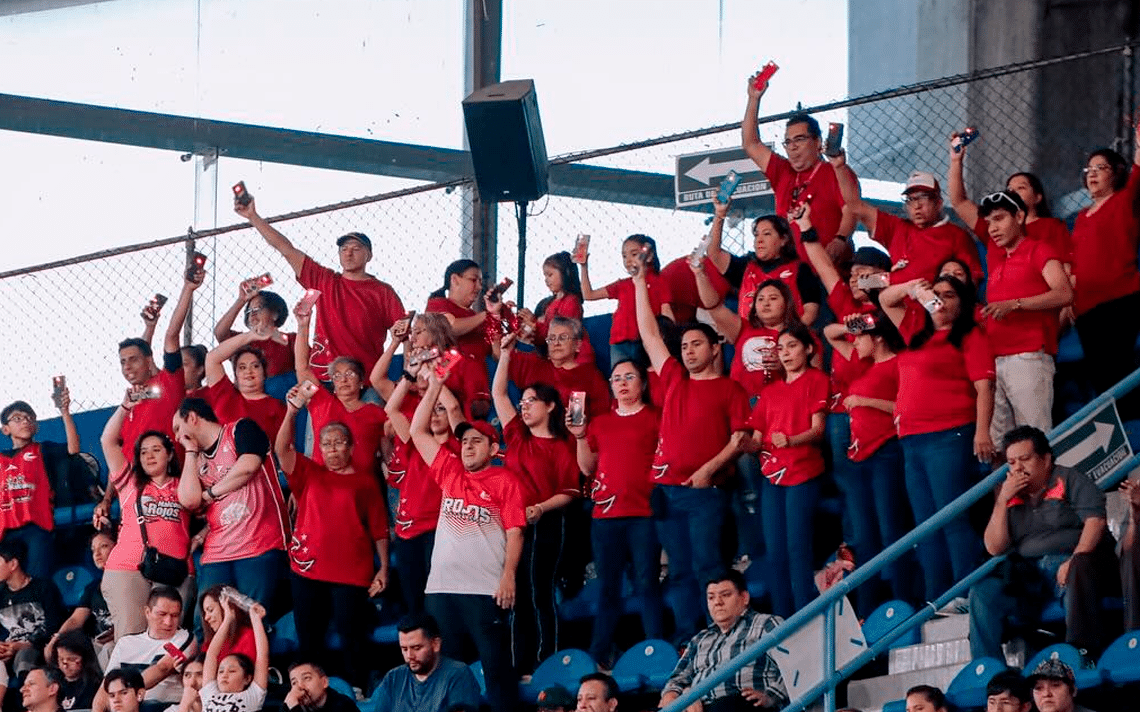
[372,613,481,712]
[660,571,788,711]
[21,666,63,712]
[969,426,1118,659]
[0,540,65,679]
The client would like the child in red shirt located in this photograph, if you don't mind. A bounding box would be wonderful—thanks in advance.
[516,251,596,366]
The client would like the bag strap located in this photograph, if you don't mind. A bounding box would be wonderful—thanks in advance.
[135,495,151,550]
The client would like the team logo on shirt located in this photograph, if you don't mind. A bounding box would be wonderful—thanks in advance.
[0,473,35,509]
[589,479,617,513]
[219,501,251,528]
[139,495,183,523]
[759,451,787,484]
[21,451,36,462]
[289,534,315,572]
[441,496,492,524]
[779,270,793,279]
[740,335,778,373]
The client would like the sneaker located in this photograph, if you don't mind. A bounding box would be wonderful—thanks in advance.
[937,596,970,614]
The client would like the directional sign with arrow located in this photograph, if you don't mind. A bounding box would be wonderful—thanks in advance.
[675,146,772,208]
[1053,399,1132,486]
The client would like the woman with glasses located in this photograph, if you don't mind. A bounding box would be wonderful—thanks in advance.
[492,334,580,675]
[567,358,663,668]
[427,259,494,366]
[275,396,388,689]
[295,300,387,479]
[213,280,296,379]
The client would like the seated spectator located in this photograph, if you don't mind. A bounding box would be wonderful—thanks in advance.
[102,669,145,712]
[985,670,1032,712]
[198,587,256,663]
[198,598,268,712]
[173,400,288,614]
[410,373,526,712]
[94,587,197,712]
[22,666,63,712]
[535,684,575,712]
[425,259,494,367]
[488,313,610,420]
[969,426,1118,660]
[516,251,596,365]
[568,359,665,668]
[578,234,675,366]
[371,613,482,712]
[168,657,204,712]
[1121,477,1140,630]
[1027,659,1097,712]
[203,334,286,442]
[213,281,297,379]
[49,632,101,710]
[0,539,65,679]
[48,531,114,658]
[659,571,788,712]
[575,673,619,712]
[99,410,191,640]
[280,661,357,712]
[905,684,948,712]
[236,196,404,384]
[0,394,79,580]
[276,397,389,687]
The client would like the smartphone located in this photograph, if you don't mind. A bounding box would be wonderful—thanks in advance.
[488,277,514,303]
[300,380,320,398]
[52,376,66,409]
[186,251,207,281]
[855,273,890,291]
[232,181,253,207]
[845,313,877,335]
[407,346,440,368]
[142,292,167,321]
[914,287,943,314]
[952,127,980,153]
[253,273,273,288]
[433,349,463,381]
[395,310,416,339]
[689,234,713,269]
[163,642,188,666]
[298,288,322,311]
[752,61,779,92]
[568,391,586,427]
[716,170,743,204]
[128,384,162,403]
[572,234,590,263]
[824,122,845,157]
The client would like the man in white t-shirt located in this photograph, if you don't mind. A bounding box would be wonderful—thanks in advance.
[93,587,197,712]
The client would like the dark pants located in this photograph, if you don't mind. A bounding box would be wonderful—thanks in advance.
[427,592,516,712]
[197,549,286,633]
[845,439,919,616]
[588,516,665,664]
[393,530,435,614]
[653,485,729,643]
[731,453,765,561]
[291,573,373,687]
[1075,291,1140,419]
[3,524,53,581]
[760,476,821,617]
[1123,526,1140,631]
[513,510,564,675]
[901,424,981,601]
[827,412,857,547]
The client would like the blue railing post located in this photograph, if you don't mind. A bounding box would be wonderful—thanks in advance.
[823,602,836,712]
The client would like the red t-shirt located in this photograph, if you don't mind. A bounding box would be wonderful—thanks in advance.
[120,365,185,462]
[217,627,257,664]
[983,238,1063,356]
[307,387,387,478]
[288,455,388,587]
[535,294,596,366]
[502,418,580,506]
[0,443,56,536]
[730,323,782,398]
[445,353,492,419]
[219,331,297,379]
[204,377,286,445]
[603,274,672,344]
[105,464,191,572]
[875,213,983,285]
[426,296,491,366]
[298,258,405,381]
[826,284,875,413]
[586,406,660,519]
[1071,165,1140,315]
[386,435,447,540]
[651,357,751,486]
[896,318,995,437]
[846,358,900,462]
[736,258,811,319]
[659,257,731,325]
[508,350,611,419]
[747,369,830,486]
[972,216,1072,265]
[764,154,850,262]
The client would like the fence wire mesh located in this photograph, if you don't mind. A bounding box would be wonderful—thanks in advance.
[2,43,1136,417]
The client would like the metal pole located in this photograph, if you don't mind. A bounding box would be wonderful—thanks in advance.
[1124,40,1135,162]
[822,604,836,712]
[516,201,528,304]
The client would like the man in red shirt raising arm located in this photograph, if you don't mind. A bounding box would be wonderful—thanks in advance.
[633,262,751,645]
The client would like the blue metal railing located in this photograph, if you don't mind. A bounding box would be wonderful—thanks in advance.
[663,366,1140,712]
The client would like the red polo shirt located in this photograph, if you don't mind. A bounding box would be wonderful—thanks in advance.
[875,213,983,285]
[983,238,1063,356]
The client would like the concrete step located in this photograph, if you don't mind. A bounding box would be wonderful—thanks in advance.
[889,637,972,674]
[847,663,965,711]
[921,612,969,643]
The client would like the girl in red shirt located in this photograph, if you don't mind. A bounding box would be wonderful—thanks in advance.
[425,259,494,366]
[213,282,297,379]
[578,234,675,366]
[203,333,286,442]
[199,585,258,663]
[493,335,580,674]
[516,251,597,365]
[568,358,664,668]
[881,276,994,602]
[748,322,830,616]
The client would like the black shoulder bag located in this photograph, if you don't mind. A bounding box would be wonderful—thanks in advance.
[136,496,189,587]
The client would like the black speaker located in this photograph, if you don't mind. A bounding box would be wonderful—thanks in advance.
[462,79,549,203]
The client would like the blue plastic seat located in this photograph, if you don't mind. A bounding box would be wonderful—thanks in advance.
[861,600,919,648]
[1023,643,1100,690]
[558,577,601,621]
[469,661,488,702]
[326,677,356,703]
[519,649,597,703]
[946,656,1006,709]
[882,699,906,712]
[1096,630,1140,685]
[52,565,95,609]
[270,611,299,655]
[611,639,678,693]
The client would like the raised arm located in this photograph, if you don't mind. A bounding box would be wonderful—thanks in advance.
[275,396,303,475]
[165,271,204,355]
[796,203,843,294]
[293,304,320,387]
[250,605,270,690]
[234,198,308,277]
[99,396,132,476]
[827,152,877,234]
[410,375,445,465]
[742,73,774,172]
[822,323,855,361]
[947,135,980,231]
[203,604,235,683]
[492,335,519,428]
[705,198,733,274]
[436,383,466,431]
[58,387,80,455]
[213,279,260,342]
[575,251,608,301]
[206,330,260,386]
[878,280,924,328]
[383,378,414,443]
[568,417,598,475]
[634,266,670,373]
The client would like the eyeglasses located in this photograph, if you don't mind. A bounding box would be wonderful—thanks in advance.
[5,414,34,424]
[986,697,1025,710]
[432,405,448,414]
[330,371,360,382]
[319,440,348,449]
[1083,163,1112,174]
[903,192,938,205]
[519,396,539,407]
[782,135,813,148]
[610,373,638,383]
[545,334,577,344]
[245,307,263,316]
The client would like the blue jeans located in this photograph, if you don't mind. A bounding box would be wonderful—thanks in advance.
[589,517,665,664]
[760,476,822,617]
[826,412,856,546]
[197,549,287,633]
[845,439,917,616]
[900,424,981,601]
[653,485,728,643]
[2,524,53,580]
[730,453,764,561]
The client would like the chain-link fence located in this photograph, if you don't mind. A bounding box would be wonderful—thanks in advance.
[2,42,1137,416]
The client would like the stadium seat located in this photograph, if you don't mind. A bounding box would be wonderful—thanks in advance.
[611,639,678,693]
[861,600,919,648]
[326,677,356,702]
[519,649,597,703]
[1096,630,1140,685]
[270,611,299,655]
[558,577,601,621]
[946,656,1005,710]
[469,661,487,702]
[52,565,95,609]
[1023,643,1100,690]
[882,699,906,712]
[371,623,399,645]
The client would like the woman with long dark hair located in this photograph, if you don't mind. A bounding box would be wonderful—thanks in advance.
[49,631,102,710]
[426,259,494,366]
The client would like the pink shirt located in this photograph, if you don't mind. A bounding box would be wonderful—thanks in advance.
[106,465,191,572]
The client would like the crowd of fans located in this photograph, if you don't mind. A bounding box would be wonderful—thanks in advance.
[2,73,1140,712]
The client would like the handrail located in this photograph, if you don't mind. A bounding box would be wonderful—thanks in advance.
[663,365,1140,712]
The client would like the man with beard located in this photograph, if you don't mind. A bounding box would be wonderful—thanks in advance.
[371,613,481,712]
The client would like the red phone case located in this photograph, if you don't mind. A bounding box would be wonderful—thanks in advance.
[752,61,779,92]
